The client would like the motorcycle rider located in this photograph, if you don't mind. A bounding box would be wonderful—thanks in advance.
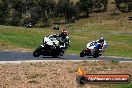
[96,37,108,53]
[53,25,59,30]
[57,30,70,49]
[45,29,70,49]
[87,37,108,55]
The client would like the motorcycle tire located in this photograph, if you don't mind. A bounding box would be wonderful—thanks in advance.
[33,46,42,57]
[59,51,64,56]
[93,49,100,58]
[93,54,98,58]
[52,52,60,58]
[80,52,85,57]
[52,55,58,58]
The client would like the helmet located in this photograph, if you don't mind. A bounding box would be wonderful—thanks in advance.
[98,37,104,43]
[61,30,68,36]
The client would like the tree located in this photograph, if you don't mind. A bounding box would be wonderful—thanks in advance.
[29,6,41,26]
[76,0,94,17]
[56,0,70,16]
[65,1,79,23]
[24,0,37,10]
[0,0,9,24]
[56,0,79,23]
[115,0,131,12]
[10,0,25,13]
[34,0,56,26]
[128,2,132,12]
[8,10,22,26]
[93,0,108,12]
[98,0,108,11]
[8,0,25,25]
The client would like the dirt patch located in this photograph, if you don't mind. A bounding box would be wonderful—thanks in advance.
[0,61,131,88]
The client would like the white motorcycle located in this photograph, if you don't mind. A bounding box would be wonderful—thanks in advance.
[33,34,66,57]
[80,41,108,58]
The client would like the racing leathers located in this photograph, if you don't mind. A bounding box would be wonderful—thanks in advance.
[96,39,108,53]
[87,40,108,54]
[57,34,70,49]
[48,34,70,50]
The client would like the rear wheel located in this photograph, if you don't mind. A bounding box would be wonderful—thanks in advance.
[93,54,98,58]
[52,53,59,58]
[52,55,58,58]
[52,52,59,58]
[60,51,64,56]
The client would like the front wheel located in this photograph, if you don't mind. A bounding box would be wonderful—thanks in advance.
[80,51,85,57]
[33,46,43,57]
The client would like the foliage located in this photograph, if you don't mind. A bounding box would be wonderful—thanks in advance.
[128,2,132,12]
[0,0,9,24]
[38,0,56,26]
[76,0,94,17]
[0,0,131,26]
[115,0,132,12]
[93,0,108,12]
[56,0,79,23]
[7,0,26,26]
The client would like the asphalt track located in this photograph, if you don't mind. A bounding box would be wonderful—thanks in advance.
[0,51,132,63]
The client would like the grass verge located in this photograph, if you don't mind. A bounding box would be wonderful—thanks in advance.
[0,12,132,58]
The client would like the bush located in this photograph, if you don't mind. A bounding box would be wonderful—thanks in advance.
[128,2,132,12]
[119,3,128,9]
[76,0,94,17]
[0,0,9,24]
[6,10,22,26]
[56,0,79,23]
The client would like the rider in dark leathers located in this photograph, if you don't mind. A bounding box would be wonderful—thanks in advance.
[57,30,70,49]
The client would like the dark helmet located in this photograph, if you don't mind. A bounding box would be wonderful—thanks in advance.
[98,37,104,43]
[61,30,68,36]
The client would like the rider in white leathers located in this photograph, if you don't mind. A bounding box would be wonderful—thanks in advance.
[43,30,70,49]
[87,37,108,54]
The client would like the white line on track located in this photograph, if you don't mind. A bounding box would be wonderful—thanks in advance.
[0,59,132,64]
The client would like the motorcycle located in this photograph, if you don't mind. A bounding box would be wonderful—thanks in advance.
[33,34,66,57]
[80,42,108,58]
[53,25,59,30]
[26,22,33,28]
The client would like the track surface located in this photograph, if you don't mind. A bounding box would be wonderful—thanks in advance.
[0,51,132,62]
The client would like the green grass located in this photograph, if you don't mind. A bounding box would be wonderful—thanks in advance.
[97,83,132,88]
[0,26,59,49]
[0,13,132,58]
[114,83,132,88]
[99,83,132,88]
